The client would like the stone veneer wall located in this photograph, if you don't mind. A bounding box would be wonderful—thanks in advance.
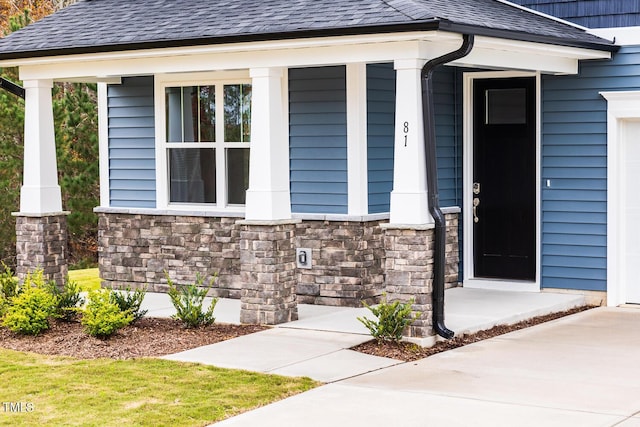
[15,213,69,286]
[98,213,242,297]
[382,213,460,339]
[444,213,460,288]
[295,220,386,307]
[239,221,298,324]
[97,212,460,317]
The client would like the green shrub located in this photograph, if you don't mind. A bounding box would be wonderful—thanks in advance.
[0,262,19,317]
[110,287,147,322]
[357,293,416,343]
[48,278,85,321]
[2,271,57,335]
[80,289,133,338]
[166,273,218,328]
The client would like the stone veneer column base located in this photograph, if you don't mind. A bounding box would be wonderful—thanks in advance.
[238,220,299,325]
[382,223,435,340]
[13,212,70,286]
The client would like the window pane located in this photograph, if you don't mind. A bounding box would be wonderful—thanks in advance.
[165,86,201,142]
[184,86,199,142]
[226,148,249,205]
[169,148,216,203]
[224,84,251,142]
[165,87,183,142]
[485,88,527,125]
[199,85,215,142]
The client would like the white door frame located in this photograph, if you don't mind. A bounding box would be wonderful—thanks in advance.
[462,71,542,292]
[601,91,640,306]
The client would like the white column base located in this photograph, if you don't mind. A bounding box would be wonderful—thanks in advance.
[389,191,433,225]
[245,190,292,221]
[19,185,63,214]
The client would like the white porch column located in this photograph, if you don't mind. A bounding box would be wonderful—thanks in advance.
[19,79,62,214]
[347,63,369,216]
[389,59,433,225]
[245,67,292,220]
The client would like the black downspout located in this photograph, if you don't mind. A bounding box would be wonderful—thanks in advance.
[422,34,474,339]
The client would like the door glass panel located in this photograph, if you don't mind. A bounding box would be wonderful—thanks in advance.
[485,88,526,125]
[226,148,249,204]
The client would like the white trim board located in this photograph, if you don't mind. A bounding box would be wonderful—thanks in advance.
[601,90,640,306]
[462,71,542,292]
[12,32,609,82]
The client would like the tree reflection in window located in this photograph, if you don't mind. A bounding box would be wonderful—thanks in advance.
[224,84,251,142]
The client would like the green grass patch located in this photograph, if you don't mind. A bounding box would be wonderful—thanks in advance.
[0,349,317,426]
[68,268,100,292]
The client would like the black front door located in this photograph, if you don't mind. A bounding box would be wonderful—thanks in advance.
[473,77,536,281]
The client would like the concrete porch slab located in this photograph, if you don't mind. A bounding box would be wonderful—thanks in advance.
[445,287,586,335]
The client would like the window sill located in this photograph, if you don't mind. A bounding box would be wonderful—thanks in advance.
[94,206,246,218]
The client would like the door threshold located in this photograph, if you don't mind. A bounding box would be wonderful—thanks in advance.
[464,278,540,292]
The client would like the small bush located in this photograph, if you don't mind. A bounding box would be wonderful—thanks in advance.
[48,278,85,321]
[357,293,416,343]
[166,273,218,328]
[80,289,133,338]
[110,287,147,322]
[2,271,57,335]
[0,263,19,317]
[0,262,19,299]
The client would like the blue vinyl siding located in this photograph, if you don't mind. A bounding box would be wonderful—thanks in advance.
[434,66,463,208]
[509,0,640,28]
[107,76,156,208]
[367,63,395,213]
[541,46,640,291]
[289,66,348,214]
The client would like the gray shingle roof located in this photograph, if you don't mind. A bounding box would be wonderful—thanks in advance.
[0,0,616,59]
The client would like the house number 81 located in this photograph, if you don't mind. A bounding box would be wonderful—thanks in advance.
[403,122,409,147]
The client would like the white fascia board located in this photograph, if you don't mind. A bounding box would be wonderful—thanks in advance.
[453,35,611,75]
[590,27,640,46]
[12,31,611,81]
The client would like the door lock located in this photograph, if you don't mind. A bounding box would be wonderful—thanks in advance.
[473,197,480,223]
[473,182,481,195]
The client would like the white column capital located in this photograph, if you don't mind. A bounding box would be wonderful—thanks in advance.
[394,58,427,71]
[22,79,54,89]
[249,67,284,79]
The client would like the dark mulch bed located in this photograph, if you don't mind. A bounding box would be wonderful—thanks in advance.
[1,306,596,362]
[353,305,596,362]
[0,317,267,360]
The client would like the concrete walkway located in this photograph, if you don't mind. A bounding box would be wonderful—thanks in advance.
[213,307,640,427]
[158,288,585,382]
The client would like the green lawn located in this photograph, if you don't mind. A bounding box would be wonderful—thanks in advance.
[0,349,317,426]
[68,268,101,291]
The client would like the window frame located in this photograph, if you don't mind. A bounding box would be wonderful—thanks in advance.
[155,71,251,212]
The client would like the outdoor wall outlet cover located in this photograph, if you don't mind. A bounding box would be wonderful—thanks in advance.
[296,248,312,269]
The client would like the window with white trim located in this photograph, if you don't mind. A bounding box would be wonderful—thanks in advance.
[160,78,251,208]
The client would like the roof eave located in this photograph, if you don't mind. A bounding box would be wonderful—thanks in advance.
[440,21,620,53]
[0,18,618,62]
[0,20,444,61]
